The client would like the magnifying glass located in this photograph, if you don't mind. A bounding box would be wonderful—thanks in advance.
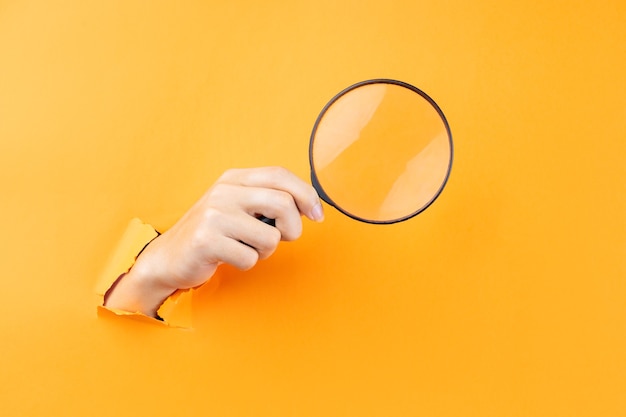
[309,79,453,224]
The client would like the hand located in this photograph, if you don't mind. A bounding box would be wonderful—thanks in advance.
[104,167,324,317]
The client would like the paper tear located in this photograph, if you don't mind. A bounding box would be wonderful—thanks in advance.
[95,218,194,329]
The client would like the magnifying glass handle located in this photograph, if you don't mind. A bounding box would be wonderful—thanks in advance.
[257,216,276,227]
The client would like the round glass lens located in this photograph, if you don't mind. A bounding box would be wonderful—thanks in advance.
[310,80,453,223]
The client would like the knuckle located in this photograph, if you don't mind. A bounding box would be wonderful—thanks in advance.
[265,166,291,185]
[189,228,208,253]
[274,191,295,210]
[188,208,222,251]
[282,222,302,242]
[267,165,288,176]
[216,168,242,184]
[268,227,282,247]
[208,182,231,199]
[201,206,223,224]
[238,251,259,271]
[202,183,239,210]
[255,228,281,260]
[258,247,277,261]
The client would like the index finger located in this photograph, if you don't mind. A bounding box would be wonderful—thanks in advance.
[218,167,324,222]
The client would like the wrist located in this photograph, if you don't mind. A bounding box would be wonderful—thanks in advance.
[104,261,177,318]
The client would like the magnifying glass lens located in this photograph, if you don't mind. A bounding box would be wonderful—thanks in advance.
[310,80,453,223]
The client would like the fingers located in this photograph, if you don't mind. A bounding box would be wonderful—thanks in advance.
[218,167,324,222]
[209,182,304,241]
[196,166,323,270]
[219,210,282,262]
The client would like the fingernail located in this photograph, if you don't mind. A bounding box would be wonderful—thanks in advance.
[311,201,324,222]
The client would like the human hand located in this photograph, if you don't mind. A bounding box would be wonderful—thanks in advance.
[104,167,324,317]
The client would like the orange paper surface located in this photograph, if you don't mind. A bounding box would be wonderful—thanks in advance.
[1,1,624,416]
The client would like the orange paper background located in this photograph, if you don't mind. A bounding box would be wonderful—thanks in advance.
[1,1,624,416]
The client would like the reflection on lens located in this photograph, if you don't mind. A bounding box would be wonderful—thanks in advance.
[310,79,453,223]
